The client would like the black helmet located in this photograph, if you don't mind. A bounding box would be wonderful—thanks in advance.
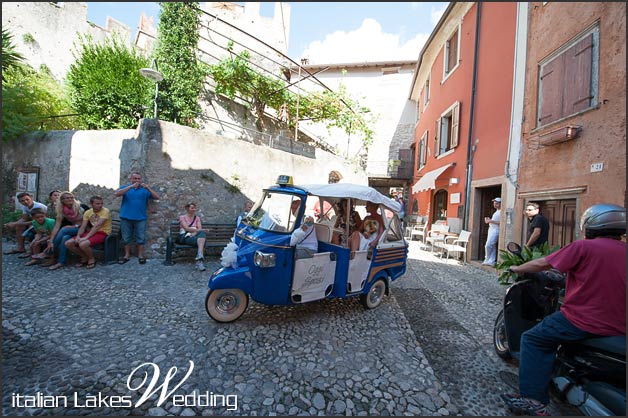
[580,203,626,238]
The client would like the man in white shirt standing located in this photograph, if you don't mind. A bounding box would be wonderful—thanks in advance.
[482,197,502,266]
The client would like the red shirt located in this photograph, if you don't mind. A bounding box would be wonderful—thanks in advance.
[546,238,626,336]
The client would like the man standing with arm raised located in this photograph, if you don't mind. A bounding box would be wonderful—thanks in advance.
[114,172,159,264]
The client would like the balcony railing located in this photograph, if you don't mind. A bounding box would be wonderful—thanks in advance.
[367,149,414,179]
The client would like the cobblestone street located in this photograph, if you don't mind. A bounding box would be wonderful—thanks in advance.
[2,241,577,416]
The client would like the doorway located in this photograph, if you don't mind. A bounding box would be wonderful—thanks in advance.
[537,199,576,248]
[476,186,501,261]
[432,189,448,223]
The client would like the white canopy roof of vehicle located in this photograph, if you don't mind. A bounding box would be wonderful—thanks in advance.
[299,183,402,213]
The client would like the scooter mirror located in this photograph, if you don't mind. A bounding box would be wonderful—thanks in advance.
[506,241,522,254]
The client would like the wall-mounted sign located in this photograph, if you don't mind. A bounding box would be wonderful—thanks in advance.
[450,192,461,204]
[16,167,40,209]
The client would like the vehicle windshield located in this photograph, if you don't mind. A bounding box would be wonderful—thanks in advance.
[246,191,302,233]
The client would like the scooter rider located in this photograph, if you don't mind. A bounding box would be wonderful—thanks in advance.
[502,203,626,416]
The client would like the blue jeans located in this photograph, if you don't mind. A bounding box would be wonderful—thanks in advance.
[121,218,147,245]
[54,226,79,265]
[519,311,592,404]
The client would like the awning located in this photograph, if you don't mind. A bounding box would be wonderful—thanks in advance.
[411,163,454,194]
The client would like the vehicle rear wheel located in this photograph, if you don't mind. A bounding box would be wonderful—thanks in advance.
[493,309,512,360]
[360,278,386,309]
[205,289,249,323]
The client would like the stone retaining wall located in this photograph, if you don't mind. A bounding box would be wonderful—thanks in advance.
[2,119,367,257]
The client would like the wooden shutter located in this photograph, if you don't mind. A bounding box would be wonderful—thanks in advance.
[451,102,460,148]
[420,131,427,165]
[434,119,441,157]
[447,30,459,73]
[563,33,594,115]
[538,54,565,125]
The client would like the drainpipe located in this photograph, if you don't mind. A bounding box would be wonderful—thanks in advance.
[463,2,482,231]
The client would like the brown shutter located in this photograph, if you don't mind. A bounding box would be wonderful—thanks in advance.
[421,131,427,165]
[448,30,459,72]
[451,102,460,148]
[538,55,565,125]
[563,33,594,115]
[434,119,441,157]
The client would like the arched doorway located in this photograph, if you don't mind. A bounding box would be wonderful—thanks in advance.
[432,189,448,223]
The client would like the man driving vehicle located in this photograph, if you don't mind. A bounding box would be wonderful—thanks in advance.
[502,203,626,416]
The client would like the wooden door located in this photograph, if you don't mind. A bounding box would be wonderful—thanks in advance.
[538,199,576,248]
[432,189,448,223]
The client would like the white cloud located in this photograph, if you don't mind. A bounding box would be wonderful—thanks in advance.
[301,18,429,64]
[431,4,447,26]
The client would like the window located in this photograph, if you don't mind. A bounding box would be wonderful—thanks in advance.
[434,101,460,157]
[444,27,460,77]
[424,76,430,108]
[418,131,428,170]
[537,25,598,127]
[433,190,448,222]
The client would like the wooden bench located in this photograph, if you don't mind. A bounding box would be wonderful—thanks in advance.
[164,220,235,265]
[92,219,121,265]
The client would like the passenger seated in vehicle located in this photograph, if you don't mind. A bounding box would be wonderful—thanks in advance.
[349,201,384,253]
[356,219,379,251]
[290,201,318,258]
[332,199,362,247]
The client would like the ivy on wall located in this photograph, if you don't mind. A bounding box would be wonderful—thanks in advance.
[151,2,208,127]
[208,45,375,150]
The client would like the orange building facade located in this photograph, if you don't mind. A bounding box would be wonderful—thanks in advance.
[513,2,626,247]
[408,2,518,261]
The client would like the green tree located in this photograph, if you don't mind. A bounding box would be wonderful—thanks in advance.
[2,28,25,79]
[2,29,74,141]
[209,46,288,130]
[208,47,374,148]
[66,34,152,129]
[152,2,207,126]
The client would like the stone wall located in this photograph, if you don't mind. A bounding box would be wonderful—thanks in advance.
[2,119,367,257]
[1,2,130,82]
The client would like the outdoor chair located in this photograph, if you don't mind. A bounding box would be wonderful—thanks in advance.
[425,224,449,252]
[410,223,427,242]
[439,230,471,263]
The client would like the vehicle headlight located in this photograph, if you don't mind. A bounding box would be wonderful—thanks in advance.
[254,251,276,268]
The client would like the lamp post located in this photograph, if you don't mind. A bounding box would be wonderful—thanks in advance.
[139,59,164,119]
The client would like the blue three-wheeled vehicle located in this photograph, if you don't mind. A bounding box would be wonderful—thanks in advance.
[205,176,408,322]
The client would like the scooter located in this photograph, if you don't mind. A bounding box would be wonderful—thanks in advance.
[493,242,626,416]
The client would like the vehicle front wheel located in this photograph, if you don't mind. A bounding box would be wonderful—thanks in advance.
[360,278,386,309]
[493,309,512,360]
[205,289,249,323]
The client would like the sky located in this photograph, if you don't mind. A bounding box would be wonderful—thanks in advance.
[86,2,448,63]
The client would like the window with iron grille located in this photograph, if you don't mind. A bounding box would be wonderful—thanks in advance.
[537,25,598,127]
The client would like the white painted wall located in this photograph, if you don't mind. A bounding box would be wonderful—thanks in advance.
[68,130,135,191]
[296,63,416,176]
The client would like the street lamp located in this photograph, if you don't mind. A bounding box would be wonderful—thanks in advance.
[139,59,164,119]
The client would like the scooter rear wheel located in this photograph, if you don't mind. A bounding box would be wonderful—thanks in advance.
[205,289,249,323]
[493,309,512,360]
